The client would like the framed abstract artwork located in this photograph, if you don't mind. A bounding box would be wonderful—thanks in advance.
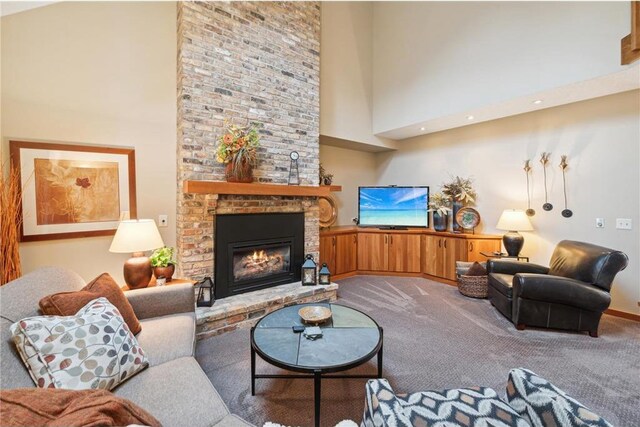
[10,141,137,242]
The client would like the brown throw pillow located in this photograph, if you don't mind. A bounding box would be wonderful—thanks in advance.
[39,273,141,335]
[466,262,487,276]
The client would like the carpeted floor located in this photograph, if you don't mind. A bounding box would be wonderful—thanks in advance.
[196,276,640,427]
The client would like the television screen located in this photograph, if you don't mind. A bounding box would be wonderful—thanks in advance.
[358,186,429,227]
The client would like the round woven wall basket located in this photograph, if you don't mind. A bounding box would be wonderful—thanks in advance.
[458,275,489,299]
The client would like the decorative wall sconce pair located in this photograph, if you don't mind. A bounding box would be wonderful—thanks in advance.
[523,153,572,218]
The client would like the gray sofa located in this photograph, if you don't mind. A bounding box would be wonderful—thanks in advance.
[0,267,252,427]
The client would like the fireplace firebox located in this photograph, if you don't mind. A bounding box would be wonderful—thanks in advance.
[215,213,304,298]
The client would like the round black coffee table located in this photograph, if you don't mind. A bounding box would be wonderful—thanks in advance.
[250,303,383,427]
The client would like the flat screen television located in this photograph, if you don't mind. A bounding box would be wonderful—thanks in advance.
[358,186,429,228]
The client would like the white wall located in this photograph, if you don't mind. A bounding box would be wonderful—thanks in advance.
[1,2,177,285]
[320,2,395,151]
[373,2,631,134]
[320,144,378,226]
[375,91,640,314]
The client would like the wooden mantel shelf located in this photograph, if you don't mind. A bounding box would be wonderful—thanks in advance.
[183,181,342,197]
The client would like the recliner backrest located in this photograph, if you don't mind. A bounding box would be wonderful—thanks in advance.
[548,240,629,291]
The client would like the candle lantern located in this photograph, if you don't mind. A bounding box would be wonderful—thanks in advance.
[302,254,317,286]
[318,263,331,285]
[196,277,215,307]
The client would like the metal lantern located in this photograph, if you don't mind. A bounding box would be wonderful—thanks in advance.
[302,254,317,286]
[318,263,331,285]
[196,277,215,307]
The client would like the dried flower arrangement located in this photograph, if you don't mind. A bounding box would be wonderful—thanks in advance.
[428,192,452,217]
[1,159,23,285]
[319,163,334,185]
[216,121,260,180]
[442,176,477,205]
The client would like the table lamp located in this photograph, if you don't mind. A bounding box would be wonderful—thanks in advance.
[496,209,533,257]
[109,219,164,289]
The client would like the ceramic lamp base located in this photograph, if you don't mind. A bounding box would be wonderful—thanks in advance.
[124,252,152,289]
[503,231,524,257]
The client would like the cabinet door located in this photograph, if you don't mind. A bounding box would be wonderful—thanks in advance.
[423,235,443,277]
[335,233,357,274]
[466,239,501,263]
[388,234,422,272]
[443,237,467,280]
[319,235,336,274]
[357,233,388,271]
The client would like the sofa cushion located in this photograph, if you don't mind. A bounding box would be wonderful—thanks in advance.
[114,356,230,427]
[10,298,148,390]
[1,318,33,389]
[489,273,514,298]
[39,273,142,335]
[507,368,612,427]
[0,267,85,322]
[135,312,196,366]
[214,414,254,427]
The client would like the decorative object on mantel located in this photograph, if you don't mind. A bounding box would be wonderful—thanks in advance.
[301,254,317,286]
[318,195,338,228]
[319,163,334,185]
[319,263,331,285]
[428,192,452,232]
[540,152,553,211]
[216,121,260,183]
[288,151,300,185]
[523,159,535,217]
[455,207,481,233]
[442,176,477,233]
[109,219,165,289]
[150,246,176,282]
[0,158,22,285]
[496,209,533,257]
[195,277,215,307]
[299,305,332,325]
[10,140,137,242]
[559,155,573,218]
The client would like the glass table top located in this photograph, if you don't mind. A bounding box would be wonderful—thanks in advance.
[252,303,381,371]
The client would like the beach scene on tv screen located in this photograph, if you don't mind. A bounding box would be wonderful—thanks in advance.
[359,187,429,226]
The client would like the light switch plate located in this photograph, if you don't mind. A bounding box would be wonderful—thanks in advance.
[616,218,632,230]
[158,215,168,227]
[595,218,605,228]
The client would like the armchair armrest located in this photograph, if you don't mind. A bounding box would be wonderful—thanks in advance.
[513,274,611,312]
[487,259,549,275]
[125,283,195,320]
[363,379,411,427]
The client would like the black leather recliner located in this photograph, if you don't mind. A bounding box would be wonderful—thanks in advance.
[487,240,628,337]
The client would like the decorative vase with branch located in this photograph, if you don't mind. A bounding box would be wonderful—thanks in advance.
[216,121,260,183]
[442,176,477,232]
[1,160,23,285]
[428,192,452,232]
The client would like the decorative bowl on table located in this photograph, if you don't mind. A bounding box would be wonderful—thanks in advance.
[299,306,332,325]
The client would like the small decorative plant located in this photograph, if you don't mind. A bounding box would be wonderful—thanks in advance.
[442,176,476,205]
[319,163,334,185]
[428,192,452,217]
[150,246,176,267]
[216,121,260,182]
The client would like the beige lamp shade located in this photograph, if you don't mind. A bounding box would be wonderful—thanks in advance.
[496,209,534,231]
[109,219,164,253]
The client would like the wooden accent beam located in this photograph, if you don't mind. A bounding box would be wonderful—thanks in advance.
[621,2,640,64]
[183,181,341,197]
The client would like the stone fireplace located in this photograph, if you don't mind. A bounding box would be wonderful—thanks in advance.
[176,2,321,282]
[214,212,304,298]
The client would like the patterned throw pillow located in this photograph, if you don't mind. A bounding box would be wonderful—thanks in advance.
[11,298,148,390]
[507,368,613,427]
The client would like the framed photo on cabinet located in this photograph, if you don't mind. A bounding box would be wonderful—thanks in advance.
[9,140,137,242]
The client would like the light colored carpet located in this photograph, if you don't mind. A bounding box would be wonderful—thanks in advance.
[196,276,640,427]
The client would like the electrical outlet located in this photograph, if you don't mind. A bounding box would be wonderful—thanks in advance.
[158,215,168,228]
[616,218,632,230]
[595,218,605,228]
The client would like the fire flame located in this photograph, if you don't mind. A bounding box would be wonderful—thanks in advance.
[251,250,268,262]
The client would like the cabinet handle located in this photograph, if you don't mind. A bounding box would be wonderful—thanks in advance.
[438,239,442,248]
[353,235,357,243]
[469,242,474,252]
[333,237,336,247]
[444,239,447,249]
[390,235,393,245]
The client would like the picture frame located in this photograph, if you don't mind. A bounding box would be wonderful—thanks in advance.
[9,140,137,242]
